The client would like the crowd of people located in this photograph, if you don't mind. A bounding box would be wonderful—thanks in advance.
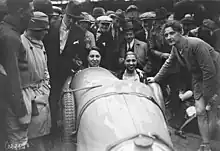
[0,0,220,151]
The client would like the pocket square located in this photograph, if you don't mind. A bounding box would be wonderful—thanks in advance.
[73,40,79,44]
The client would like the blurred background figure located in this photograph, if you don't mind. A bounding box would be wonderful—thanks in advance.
[78,12,96,50]
[180,14,197,36]
[0,0,7,21]
[50,6,62,23]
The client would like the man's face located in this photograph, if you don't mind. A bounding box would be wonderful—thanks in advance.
[32,28,49,41]
[110,15,120,28]
[142,19,154,30]
[99,22,111,33]
[164,27,182,46]
[126,11,139,20]
[63,14,73,28]
[124,30,134,43]
[124,54,137,72]
[87,50,101,67]
[79,21,90,30]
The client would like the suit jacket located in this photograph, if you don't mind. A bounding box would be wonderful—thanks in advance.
[155,37,220,101]
[119,39,148,71]
[44,17,86,82]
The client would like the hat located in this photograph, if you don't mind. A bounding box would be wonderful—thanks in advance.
[65,0,83,19]
[28,11,49,30]
[79,12,94,23]
[139,11,156,21]
[123,21,134,31]
[33,0,53,16]
[105,10,114,16]
[181,16,195,25]
[202,19,217,30]
[96,15,112,24]
[52,6,62,16]
[126,5,138,13]
[155,7,171,20]
[92,7,105,19]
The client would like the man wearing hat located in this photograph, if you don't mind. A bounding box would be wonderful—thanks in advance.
[95,15,119,71]
[0,0,34,150]
[119,21,148,73]
[78,12,96,50]
[180,14,197,36]
[92,7,105,19]
[43,0,86,137]
[20,11,51,150]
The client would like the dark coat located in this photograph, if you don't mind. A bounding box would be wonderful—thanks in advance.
[119,39,148,72]
[44,17,86,83]
[155,37,220,101]
[0,15,28,117]
[43,17,86,131]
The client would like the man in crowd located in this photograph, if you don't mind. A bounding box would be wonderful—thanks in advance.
[0,0,33,150]
[78,12,96,50]
[148,20,220,151]
[43,0,86,137]
[119,21,148,73]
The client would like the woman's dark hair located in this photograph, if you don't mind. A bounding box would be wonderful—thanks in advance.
[87,46,101,56]
[162,20,183,34]
[124,51,137,60]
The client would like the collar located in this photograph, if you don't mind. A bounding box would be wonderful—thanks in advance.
[23,31,44,49]
[123,69,137,77]
[176,36,188,55]
[3,14,22,34]
[60,18,69,31]
[127,39,135,48]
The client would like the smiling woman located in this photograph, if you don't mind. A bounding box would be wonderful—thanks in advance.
[87,46,102,68]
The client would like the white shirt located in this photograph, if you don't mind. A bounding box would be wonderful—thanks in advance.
[127,39,135,51]
[60,19,70,54]
[144,29,148,41]
[122,69,140,82]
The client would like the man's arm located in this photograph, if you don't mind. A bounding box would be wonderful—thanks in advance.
[4,35,27,118]
[154,47,177,82]
[193,41,217,101]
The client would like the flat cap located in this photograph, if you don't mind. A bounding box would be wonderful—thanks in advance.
[33,0,53,16]
[96,15,112,23]
[139,12,156,21]
[28,11,49,30]
[126,5,138,13]
[79,12,94,23]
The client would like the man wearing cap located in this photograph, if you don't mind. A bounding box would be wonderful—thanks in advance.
[20,11,51,150]
[119,21,148,73]
[43,0,86,137]
[78,12,96,50]
[96,15,118,71]
[138,11,170,76]
[125,5,143,39]
[0,0,33,150]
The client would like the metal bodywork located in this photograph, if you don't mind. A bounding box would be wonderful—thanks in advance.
[61,67,173,151]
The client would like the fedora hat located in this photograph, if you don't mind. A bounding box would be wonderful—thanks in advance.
[155,7,172,20]
[123,21,134,31]
[65,0,84,19]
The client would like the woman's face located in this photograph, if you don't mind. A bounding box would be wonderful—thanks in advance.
[124,54,137,72]
[87,50,101,67]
